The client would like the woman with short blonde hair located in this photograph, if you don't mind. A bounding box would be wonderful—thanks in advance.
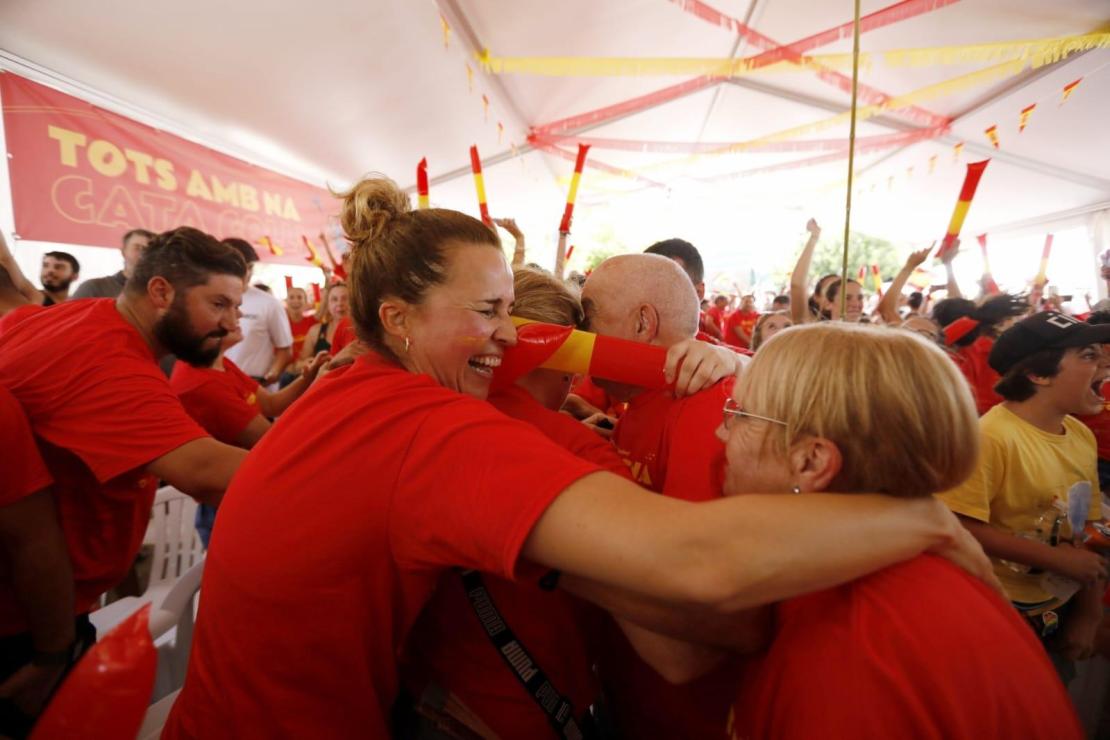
[739,322,979,497]
[628,322,1078,738]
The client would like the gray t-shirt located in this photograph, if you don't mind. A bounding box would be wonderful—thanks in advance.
[72,271,127,299]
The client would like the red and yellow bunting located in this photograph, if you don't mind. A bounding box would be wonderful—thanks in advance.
[953,141,964,162]
[1018,103,1036,132]
[559,143,590,234]
[1061,78,1082,104]
[481,94,490,122]
[870,264,883,297]
[937,160,990,260]
[416,158,430,209]
[984,125,1000,149]
[469,145,493,227]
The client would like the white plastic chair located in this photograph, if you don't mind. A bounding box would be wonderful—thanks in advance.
[90,486,204,637]
[147,559,205,700]
[136,689,180,740]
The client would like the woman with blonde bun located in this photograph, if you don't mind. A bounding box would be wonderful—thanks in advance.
[166,176,995,739]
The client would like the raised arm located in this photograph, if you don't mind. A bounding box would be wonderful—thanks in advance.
[878,247,931,324]
[790,219,821,325]
[493,218,526,267]
[0,231,44,305]
[523,473,996,614]
[941,238,963,299]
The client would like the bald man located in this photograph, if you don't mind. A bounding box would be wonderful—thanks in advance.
[580,254,750,740]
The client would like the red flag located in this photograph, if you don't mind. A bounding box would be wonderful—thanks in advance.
[565,244,575,261]
[284,275,294,293]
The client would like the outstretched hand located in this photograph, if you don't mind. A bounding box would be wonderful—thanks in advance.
[664,340,741,398]
[805,218,821,238]
[904,247,931,271]
[303,351,332,383]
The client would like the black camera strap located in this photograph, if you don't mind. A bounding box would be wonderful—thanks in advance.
[459,569,586,740]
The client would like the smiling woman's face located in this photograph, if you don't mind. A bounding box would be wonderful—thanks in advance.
[400,242,517,400]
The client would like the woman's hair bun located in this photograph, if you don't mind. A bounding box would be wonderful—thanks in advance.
[336,175,412,247]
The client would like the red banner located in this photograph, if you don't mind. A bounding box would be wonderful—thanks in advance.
[0,73,335,264]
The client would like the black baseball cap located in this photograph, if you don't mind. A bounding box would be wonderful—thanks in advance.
[989,311,1110,374]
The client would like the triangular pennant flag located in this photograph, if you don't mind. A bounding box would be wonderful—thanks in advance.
[481,94,490,122]
[984,125,1000,150]
[1018,103,1036,132]
[1061,78,1082,104]
[466,64,474,93]
[953,142,964,162]
[497,122,504,144]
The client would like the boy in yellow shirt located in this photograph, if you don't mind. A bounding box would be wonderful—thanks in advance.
[940,311,1109,661]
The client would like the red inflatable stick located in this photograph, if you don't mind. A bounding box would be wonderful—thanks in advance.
[492,319,668,392]
[31,604,156,740]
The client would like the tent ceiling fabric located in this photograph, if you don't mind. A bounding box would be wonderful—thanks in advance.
[1,0,1108,257]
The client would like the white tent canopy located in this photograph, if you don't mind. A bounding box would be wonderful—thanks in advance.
[1,0,1108,298]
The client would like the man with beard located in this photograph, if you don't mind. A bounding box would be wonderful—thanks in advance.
[0,232,79,306]
[0,227,249,735]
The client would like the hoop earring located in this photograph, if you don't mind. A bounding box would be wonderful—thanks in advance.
[403,336,411,353]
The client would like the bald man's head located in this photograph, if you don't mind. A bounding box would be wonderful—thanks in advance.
[581,254,700,347]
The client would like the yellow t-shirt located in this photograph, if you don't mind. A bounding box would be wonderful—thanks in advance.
[938,404,1100,606]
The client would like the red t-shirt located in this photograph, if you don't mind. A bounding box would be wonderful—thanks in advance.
[723,309,759,350]
[164,352,601,739]
[0,303,45,335]
[0,385,52,507]
[731,554,1080,739]
[953,336,1002,416]
[328,315,356,354]
[401,385,631,738]
[612,379,730,499]
[0,299,207,634]
[171,358,262,445]
[1077,380,1110,460]
[706,305,726,332]
[287,314,318,361]
[603,379,736,739]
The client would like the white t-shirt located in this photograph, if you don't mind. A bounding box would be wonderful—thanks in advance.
[226,286,293,378]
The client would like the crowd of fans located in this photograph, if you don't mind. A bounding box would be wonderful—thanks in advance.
[0,175,1108,739]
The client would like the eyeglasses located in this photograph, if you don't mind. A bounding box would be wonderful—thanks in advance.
[722,397,787,428]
